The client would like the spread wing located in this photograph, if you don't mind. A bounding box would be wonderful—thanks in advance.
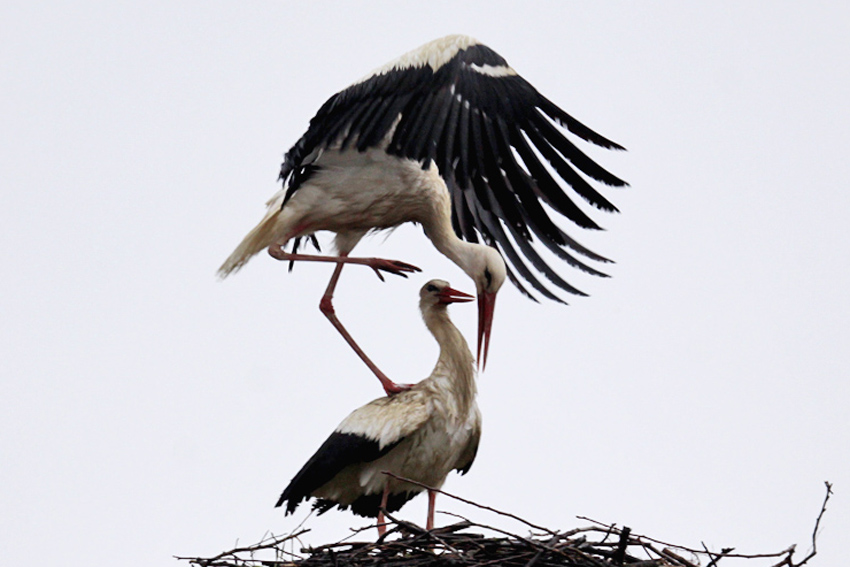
[279,35,627,301]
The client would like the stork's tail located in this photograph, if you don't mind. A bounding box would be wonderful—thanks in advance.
[217,193,287,278]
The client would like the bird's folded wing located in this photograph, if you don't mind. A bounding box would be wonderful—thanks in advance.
[275,393,432,513]
[455,410,482,475]
[335,391,433,448]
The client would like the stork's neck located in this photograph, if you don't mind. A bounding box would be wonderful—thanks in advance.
[423,216,485,283]
[423,306,476,415]
[413,162,493,281]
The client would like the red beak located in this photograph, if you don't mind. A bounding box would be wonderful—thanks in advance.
[437,286,474,305]
[477,291,497,370]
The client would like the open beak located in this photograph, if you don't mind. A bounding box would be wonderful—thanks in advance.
[437,286,474,305]
[477,291,497,370]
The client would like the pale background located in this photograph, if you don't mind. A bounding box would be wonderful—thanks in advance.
[2,2,848,566]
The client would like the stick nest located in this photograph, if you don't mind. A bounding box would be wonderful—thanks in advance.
[177,481,831,567]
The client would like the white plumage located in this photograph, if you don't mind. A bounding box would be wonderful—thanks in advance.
[276,280,481,534]
[219,34,626,390]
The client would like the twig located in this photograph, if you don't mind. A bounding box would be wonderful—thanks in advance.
[577,515,803,561]
[439,511,549,550]
[702,542,735,567]
[381,508,466,556]
[382,471,558,536]
[780,480,833,567]
[438,510,601,567]
[659,547,698,567]
[600,522,618,545]
[612,526,631,565]
[175,529,309,566]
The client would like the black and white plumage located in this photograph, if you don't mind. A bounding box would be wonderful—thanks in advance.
[219,34,626,375]
[276,280,481,534]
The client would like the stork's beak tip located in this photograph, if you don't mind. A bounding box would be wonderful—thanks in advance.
[477,291,497,371]
[438,286,474,305]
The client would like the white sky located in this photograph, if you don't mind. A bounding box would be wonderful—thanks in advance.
[2,2,848,566]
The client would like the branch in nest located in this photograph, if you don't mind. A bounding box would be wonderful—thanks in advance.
[381,470,558,535]
[174,529,309,567]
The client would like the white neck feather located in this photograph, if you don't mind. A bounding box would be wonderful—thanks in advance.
[422,306,476,415]
[423,211,489,284]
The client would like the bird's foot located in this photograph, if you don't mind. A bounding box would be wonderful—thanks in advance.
[266,248,420,281]
[382,380,414,397]
[363,258,421,282]
[267,244,287,261]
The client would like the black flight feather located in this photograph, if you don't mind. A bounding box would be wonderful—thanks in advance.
[276,432,402,515]
[314,491,419,519]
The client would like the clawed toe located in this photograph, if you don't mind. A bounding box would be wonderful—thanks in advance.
[389,259,421,272]
[370,258,421,279]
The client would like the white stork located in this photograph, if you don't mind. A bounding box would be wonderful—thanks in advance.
[219,34,626,394]
[275,279,481,535]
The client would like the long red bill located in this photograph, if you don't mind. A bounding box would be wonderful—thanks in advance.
[437,286,474,305]
[477,291,497,370]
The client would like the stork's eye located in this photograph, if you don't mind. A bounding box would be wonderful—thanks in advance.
[426,284,438,292]
[484,268,493,289]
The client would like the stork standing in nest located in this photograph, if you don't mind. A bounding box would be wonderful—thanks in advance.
[219,34,626,394]
[276,280,481,535]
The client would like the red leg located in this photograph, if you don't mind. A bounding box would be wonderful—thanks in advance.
[268,246,420,279]
[377,485,390,537]
[304,252,413,396]
[426,489,436,531]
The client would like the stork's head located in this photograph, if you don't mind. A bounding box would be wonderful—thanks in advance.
[461,245,506,370]
[419,279,475,311]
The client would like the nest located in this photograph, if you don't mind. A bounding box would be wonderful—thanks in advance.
[177,482,831,567]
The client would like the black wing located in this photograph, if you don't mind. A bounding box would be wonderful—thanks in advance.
[314,490,420,519]
[275,431,401,514]
[279,36,627,301]
[455,418,481,476]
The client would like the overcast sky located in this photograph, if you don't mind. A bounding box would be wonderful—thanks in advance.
[2,2,848,566]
